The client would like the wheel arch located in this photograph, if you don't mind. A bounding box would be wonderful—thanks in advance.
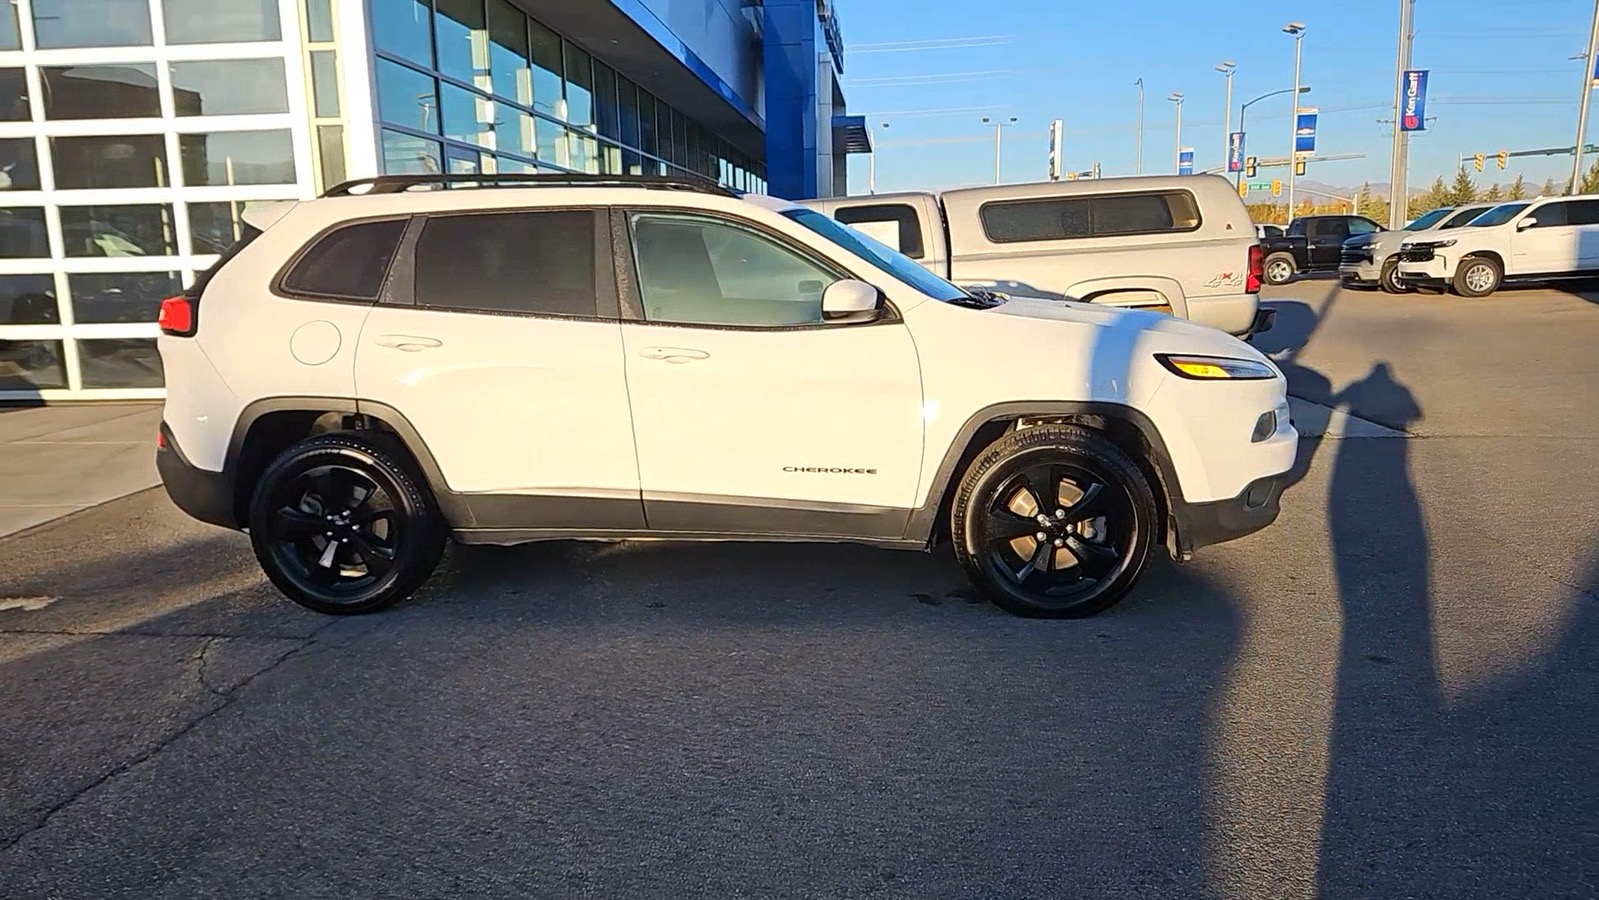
[1459,249,1505,268]
[908,401,1184,556]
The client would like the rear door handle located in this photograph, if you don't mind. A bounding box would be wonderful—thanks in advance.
[374,334,443,352]
[640,346,709,363]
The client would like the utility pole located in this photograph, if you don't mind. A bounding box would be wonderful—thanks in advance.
[1284,22,1307,221]
[1169,93,1184,173]
[1135,78,1145,175]
[1388,0,1416,227]
[982,116,1017,185]
[1573,0,1599,193]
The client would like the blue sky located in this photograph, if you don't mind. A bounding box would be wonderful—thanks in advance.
[840,0,1592,196]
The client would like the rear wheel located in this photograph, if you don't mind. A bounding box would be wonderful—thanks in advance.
[951,425,1157,619]
[248,433,445,615]
[1452,256,1502,297]
[1264,254,1297,286]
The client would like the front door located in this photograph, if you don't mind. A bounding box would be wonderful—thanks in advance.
[354,208,643,528]
[1511,201,1577,274]
[618,210,925,539]
[1307,217,1350,268]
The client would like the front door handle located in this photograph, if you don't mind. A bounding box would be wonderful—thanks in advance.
[640,346,710,363]
[374,334,443,352]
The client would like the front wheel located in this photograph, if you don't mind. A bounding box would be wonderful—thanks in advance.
[1452,256,1502,297]
[1264,253,1297,286]
[951,425,1157,619]
[1380,258,1411,293]
[248,433,446,615]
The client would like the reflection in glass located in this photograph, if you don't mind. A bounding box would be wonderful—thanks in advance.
[638,90,657,159]
[618,78,640,167]
[376,59,438,133]
[169,60,289,117]
[529,20,564,119]
[60,205,177,257]
[534,119,563,167]
[307,0,335,42]
[597,139,622,176]
[52,135,169,189]
[488,0,530,104]
[69,273,180,324]
[1,69,28,121]
[310,52,340,117]
[593,63,619,140]
[568,132,597,174]
[41,64,161,120]
[0,208,49,258]
[382,129,442,175]
[189,200,282,254]
[495,110,535,159]
[180,131,296,186]
[0,340,67,390]
[164,0,280,44]
[440,82,494,149]
[673,109,689,170]
[444,147,484,175]
[371,0,433,68]
[31,0,153,48]
[317,125,347,188]
[496,156,537,174]
[434,0,486,85]
[0,276,58,325]
[78,338,164,388]
[563,42,593,128]
[1,2,19,51]
[1,138,41,190]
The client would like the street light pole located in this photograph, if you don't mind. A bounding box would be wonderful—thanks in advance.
[1573,0,1599,193]
[1135,78,1145,175]
[982,116,1017,184]
[1388,0,1416,227]
[1169,93,1184,173]
[1284,23,1307,220]
[1216,61,1236,170]
[1235,86,1309,190]
[867,121,888,194]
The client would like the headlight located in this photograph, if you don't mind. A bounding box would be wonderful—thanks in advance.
[1157,354,1278,381]
[1430,239,1457,248]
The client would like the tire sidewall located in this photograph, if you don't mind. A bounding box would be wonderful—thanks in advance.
[1380,258,1410,293]
[1265,255,1296,285]
[1454,257,1501,297]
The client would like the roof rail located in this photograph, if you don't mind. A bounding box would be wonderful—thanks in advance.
[321,173,740,198]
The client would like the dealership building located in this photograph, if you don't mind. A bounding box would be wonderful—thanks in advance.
[0,0,866,400]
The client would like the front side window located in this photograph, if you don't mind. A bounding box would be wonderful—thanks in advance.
[281,219,407,300]
[413,210,597,317]
[833,203,925,259]
[631,213,839,327]
[1347,218,1380,236]
[981,190,1200,243]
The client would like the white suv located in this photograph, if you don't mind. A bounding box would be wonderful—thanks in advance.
[156,175,1297,619]
[1394,194,1599,296]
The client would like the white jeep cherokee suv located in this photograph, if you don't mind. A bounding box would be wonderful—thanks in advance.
[1395,195,1599,296]
[156,174,1297,619]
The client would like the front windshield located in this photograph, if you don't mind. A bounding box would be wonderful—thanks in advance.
[1404,208,1453,231]
[1440,207,1488,228]
[783,208,969,302]
[1469,203,1530,227]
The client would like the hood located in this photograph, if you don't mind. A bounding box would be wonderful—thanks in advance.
[1343,232,1380,249]
[990,297,1270,361]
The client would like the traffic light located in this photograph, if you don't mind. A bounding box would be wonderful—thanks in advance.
[1239,181,1249,198]
[1294,158,1307,177]
[1271,179,1283,197]
[1474,153,1484,173]
[1244,156,1257,178]
[1497,150,1509,170]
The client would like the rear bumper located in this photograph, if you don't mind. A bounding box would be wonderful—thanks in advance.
[1242,306,1276,339]
[1174,473,1286,555]
[156,422,240,530]
[1187,291,1260,337]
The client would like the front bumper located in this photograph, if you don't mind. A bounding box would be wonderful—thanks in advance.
[1338,260,1382,283]
[157,422,240,530]
[1174,473,1286,555]
[1395,257,1452,285]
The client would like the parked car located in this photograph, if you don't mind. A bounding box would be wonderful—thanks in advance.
[803,175,1273,338]
[155,173,1297,620]
[1339,203,1497,292]
[1260,214,1386,285]
[1255,223,1284,240]
[1394,195,1599,296]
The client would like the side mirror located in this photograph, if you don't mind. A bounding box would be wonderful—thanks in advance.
[1517,217,1537,230]
[821,279,881,323]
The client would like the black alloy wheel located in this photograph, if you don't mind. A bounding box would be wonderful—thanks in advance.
[249,434,444,615]
[952,425,1156,618]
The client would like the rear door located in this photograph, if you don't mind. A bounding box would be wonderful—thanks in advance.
[1511,201,1576,274]
[353,207,643,528]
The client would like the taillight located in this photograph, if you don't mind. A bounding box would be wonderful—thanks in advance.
[158,296,195,336]
[1246,244,1264,294]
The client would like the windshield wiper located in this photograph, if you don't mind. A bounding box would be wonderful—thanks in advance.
[953,287,1007,309]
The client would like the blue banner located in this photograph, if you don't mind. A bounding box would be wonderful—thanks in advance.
[1178,148,1194,176]
[1401,69,1429,132]
[1227,132,1245,172]
[1294,109,1318,155]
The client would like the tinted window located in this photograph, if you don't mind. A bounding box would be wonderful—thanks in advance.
[981,191,1199,243]
[833,203,925,259]
[2,68,30,121]
[1,138,40,190]
[1566,199,1599,226]
[1287,219,1306,237]
[281,219,406,300]
[1,275,59,325]
[59,204,177,257]
[413,211,596,317]
[1309,218,1349,240]
[632,213,839,327]
[69,272,181,323]
[1347,218,1380,236]
[1530,202,1569,227]
[0,208,48,258]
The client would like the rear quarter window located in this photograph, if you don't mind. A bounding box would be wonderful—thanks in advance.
[980,190,1201,243]
[278,218,408,301]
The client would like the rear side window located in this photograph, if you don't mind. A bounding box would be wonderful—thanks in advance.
[412,210,596,317]
[833,203,925,258]
[280,219,406,300]
[1530,202,1570,228]
[1565,199,1599,225]
[980,190,1200,243]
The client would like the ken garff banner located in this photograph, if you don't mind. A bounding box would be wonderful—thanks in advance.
[1227,132,1246,172]
[1178,148,1194,176]
[1401,69,1429,132]
[1294,109,1318,155]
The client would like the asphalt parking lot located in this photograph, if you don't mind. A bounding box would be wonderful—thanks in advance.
[1,280,1595,899]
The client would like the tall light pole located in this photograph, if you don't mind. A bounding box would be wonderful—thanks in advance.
[1237,86,1311,189]
[1135,78,1145,175]
[982,116,1017,184]
[867,121,889,194]
[1168,92,1184,173]
[1284,22,1307,220]
[1573,0,1599,193]
[1388,0,1416,227]
[1216,61,1237,170]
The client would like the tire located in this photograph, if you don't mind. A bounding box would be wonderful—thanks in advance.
[1380,258,1411,294]
[247,432,446,615]
[1452,256,1502,297]
[951,425,1157,619]
[1264,254,1297,286]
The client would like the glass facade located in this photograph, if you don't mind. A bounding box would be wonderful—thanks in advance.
[368,0,765,189]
